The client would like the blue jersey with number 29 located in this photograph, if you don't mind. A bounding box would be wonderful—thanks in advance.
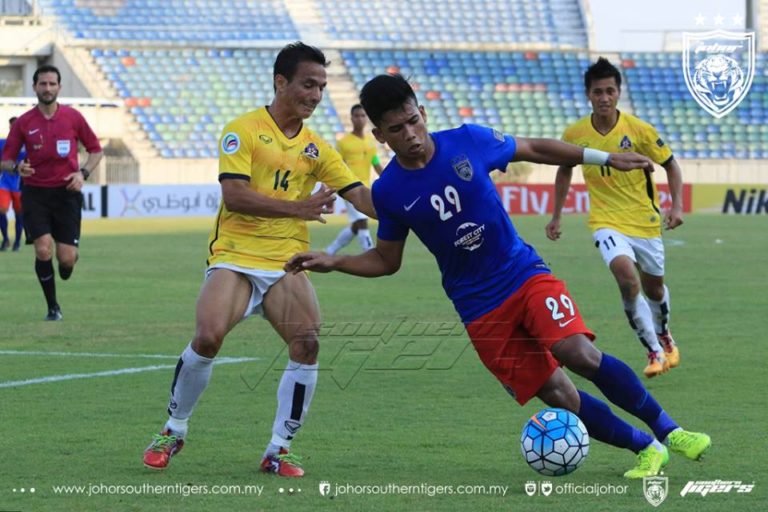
[372,124,551,323]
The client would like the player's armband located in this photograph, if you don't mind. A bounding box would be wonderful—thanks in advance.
[372,154,381,166]
[583,148,610,165]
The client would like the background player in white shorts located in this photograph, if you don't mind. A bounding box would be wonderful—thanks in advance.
[326,104,384,254]
[546,58,683,378]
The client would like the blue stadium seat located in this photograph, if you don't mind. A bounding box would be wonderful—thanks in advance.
[341,49,591,138]
[37,0,299,42]
[94,48,343,159]
[315,0,586,47]
[623,52,768,159]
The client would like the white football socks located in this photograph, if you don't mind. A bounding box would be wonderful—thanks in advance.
[326,227,354,255]
[357,229,373,251]
[623,294,663,354]
[165,343,214,436]
[647,285,671,335]
[165,417,189,438]
[265,359,318,456]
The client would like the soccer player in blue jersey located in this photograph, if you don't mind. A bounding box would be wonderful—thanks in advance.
[0,117,25,251]
[286,74,711,479]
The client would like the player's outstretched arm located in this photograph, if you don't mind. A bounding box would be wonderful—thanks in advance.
[222,179,336,223]
[546,165,573,241]
[663,158,684,230]
[341,185,377,219]
[285,239,405,277]
[605,152,655,172]
[513,137,654,172]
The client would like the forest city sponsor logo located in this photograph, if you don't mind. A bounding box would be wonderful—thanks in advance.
[454,222,485,251]
[682,30,755,118]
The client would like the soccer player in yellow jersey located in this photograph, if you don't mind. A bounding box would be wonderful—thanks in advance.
[545,58,683,379]
[143,42,374,477]
[326,104,384,254]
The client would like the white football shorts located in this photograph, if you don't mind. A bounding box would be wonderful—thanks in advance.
[205,263,285,319]
[592,228,665,276]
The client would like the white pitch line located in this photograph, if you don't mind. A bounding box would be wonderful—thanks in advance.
[0,357,259,389]
[0,350,181,359]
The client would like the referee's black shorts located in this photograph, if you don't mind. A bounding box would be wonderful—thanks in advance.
[22,184,83,246]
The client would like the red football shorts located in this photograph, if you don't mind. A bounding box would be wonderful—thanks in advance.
[0,189,21,212]
[466,274,595,405]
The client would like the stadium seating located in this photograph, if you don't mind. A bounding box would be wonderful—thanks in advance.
[92,48,343,158]
[36,0,768,160]
[342,50,592,138]
[623,52,768,159]
[90,47,768,160]
[37,0,298,42]
[317,0,588,48]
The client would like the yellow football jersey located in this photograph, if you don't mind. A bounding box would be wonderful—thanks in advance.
[562,112,674,238]
[208,107,361,270]
[336,132,379,186]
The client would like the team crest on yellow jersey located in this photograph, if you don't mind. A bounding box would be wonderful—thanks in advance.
[619,135,632,149]
[303,143,319,159]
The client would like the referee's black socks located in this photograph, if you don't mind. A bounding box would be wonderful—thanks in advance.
[35,258,58,310]
[59,264,74,281]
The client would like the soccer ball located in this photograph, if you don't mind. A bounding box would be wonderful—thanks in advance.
[520,408,589,476]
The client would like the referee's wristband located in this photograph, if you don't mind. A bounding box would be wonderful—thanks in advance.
[80,167,91,180]
[583,148,610,166]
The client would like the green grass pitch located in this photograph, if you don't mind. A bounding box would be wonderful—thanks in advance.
[0,214,765,511]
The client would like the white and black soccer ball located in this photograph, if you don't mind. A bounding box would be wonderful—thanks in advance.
[520,408,589,476]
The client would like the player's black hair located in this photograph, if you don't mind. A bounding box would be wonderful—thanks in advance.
[273,42,328,90]
[33,65,61,85]
[350,103,364,114]
[9,116,17,124]
[584,57,622,91]
[360,74,418,127]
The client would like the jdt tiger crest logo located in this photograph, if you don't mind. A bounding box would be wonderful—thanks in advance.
[683,30,755,119]
[451,155,473,181]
